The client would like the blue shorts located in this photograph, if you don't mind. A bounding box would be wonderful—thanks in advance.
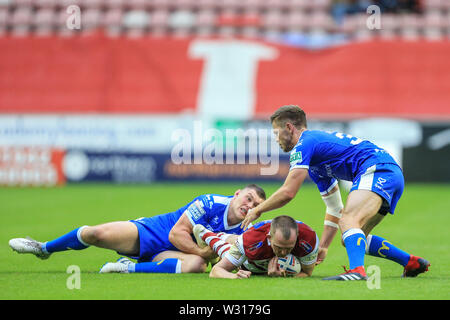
[350,163,404,215]
[128,213,181,262]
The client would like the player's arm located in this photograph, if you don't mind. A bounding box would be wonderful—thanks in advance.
[242,168,308,229]
[169,213,214,259]
[316,185,344,265]
[295,263,315,278]
[210,257,251,279]
[210,241,251,279]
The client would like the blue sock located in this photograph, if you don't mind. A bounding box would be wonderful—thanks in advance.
[342,228,366,270]
[366,234,411,267]
[129,259,181,274]
[43,226,90,254]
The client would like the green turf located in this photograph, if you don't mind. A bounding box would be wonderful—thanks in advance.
[1,182,449,300]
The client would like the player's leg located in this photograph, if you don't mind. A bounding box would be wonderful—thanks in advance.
[9,221,140,259]
[100,250,207,274]
[341,189,383,267]
[79,221,139,254]
[323,189,383,280]
[194,224,236,259]
[44,221,139,255]
[363,214,430,277]
[362,213,409,266]
[9,225,93,259]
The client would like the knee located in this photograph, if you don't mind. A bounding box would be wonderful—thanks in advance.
[81,226,108,245]
[181,256,208,273]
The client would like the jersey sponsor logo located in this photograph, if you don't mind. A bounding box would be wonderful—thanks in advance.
[376,177,387,186]
[374,177,391,200]
[247,241,263,252]
[299,240,312,253]
[212,215,220,225]
[204,195,214,209]
[290,151,302,164]
[187,200,206,220]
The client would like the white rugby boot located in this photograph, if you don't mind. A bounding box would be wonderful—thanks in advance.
[193,224,208,248]
[99,257,134,274]
[9,237,51,260]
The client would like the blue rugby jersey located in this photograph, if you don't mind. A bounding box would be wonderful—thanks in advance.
[167,194,250,234]
[289,130,399,195]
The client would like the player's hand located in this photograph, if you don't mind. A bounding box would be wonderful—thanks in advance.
[267,257,287,277]
[235,269,251,279]
[199,246,217,260]
[241,208,261,230]
[316,247,328,265]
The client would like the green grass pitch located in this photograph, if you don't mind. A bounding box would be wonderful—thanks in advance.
[1,182,449,300]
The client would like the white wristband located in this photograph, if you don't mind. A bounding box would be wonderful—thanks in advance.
[324,220,339,228]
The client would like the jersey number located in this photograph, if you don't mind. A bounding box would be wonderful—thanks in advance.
[335,132,363,145]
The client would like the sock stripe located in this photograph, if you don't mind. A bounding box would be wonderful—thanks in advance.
[217,244,231,257]
[342,228,364,241]
[365,234,373,254]
[77,225,90,247]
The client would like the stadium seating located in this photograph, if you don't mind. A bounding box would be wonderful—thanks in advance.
[0,0,447,40]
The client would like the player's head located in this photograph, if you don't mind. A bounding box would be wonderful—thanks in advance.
[268,215,299,257]
[231,184,266,220]
[270,105,307,152]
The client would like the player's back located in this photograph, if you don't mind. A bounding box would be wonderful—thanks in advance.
[238,219,318,273]
[291,130,398,181]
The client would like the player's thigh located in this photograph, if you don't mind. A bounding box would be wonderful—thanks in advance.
[340,190,383,230]
[82,221,139,255]
[152,250,208,273]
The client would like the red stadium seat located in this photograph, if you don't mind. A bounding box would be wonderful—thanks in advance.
[59,0,82,9]
[381,13,399,30]
[35,0,58,9]
[242,0,263,11]
[288,0,310,11]
[105,0,125,10]
[127,0,149,10]
[0,8,9,27]
[310,0,331,11]
[195,9,216,28]
[424,10,445,28]
[81,8,103,29]
[261,10,285,29]
[285,10,307,29]
[103,8,123,27]
[423,0,443,11]
[261,0,288,11]
[10,7,32,27]
[150,0,171,11]
[195,0,217,10]
[309,11,334,30]
[14,0,32,8]
[172,0,197,11]
[149,9,169,27]
[217,0,242,11]
[33,8,56,27]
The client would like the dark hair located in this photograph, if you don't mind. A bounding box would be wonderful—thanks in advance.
[270,215,298,240]
[270,105,307,129]
[244,184,266,200]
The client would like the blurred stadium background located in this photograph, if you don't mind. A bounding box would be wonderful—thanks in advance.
[0,0,449,186]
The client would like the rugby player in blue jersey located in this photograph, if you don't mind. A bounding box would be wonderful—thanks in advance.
[242,105,430,281]
[9,184,265,274]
